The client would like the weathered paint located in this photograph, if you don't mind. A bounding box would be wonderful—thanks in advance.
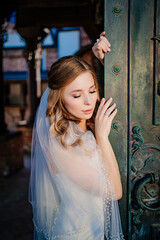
[104,0,160,239]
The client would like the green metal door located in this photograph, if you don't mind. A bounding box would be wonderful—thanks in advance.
[104,0,160,239]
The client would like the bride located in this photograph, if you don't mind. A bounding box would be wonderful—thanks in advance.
[29,32,124,240]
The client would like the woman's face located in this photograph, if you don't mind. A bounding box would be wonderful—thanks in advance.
[62,72,98,120]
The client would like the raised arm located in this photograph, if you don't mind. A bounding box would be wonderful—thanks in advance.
[95,97,122,200]
[92,31,111,65]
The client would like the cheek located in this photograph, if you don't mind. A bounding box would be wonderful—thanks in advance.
[64,99,80,113]
[92,93,98,105]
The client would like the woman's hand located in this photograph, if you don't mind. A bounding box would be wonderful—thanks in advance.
[92,31,111,65]
[95,98,122,200]
[95,98,117,141]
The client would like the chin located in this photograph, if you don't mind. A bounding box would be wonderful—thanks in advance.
[82,114,93,120]
[71,112,93,120]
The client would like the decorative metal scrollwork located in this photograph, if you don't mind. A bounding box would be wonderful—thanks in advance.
[131,126,160,224]
[132,209,143,225]
[133,173,160,211]
[151,35,160,42]
[156,133,160,142]
[131,126,160,174]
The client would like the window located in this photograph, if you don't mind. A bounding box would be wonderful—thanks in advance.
[3,32,26,49]
[58,28,80,58]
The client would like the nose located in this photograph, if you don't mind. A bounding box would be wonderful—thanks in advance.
[84,93,92,105]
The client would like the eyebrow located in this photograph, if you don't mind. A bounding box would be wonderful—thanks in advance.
[71,84,95,93]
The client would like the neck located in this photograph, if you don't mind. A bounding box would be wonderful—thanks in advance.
[78,120,87,132]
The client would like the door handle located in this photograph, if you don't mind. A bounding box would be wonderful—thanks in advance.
[151,35,160,42]
[132,173,160,211]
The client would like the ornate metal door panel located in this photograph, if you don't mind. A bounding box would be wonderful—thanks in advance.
[104,0,160,239]
[129,0,160,239]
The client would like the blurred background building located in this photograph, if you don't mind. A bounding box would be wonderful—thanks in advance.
[0,0,104,175]
[3,23,96,148]
[0,1,104,239]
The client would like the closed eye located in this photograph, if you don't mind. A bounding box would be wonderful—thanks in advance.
[73,95,81,98]
[90,90,96,94]
[72,88,96,98]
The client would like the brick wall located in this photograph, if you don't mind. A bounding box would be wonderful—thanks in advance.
[3,27,91,72]
[3,49,28,71]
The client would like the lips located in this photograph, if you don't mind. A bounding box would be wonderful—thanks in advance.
[83,109,93,114]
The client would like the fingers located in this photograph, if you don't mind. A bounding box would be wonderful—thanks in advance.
[94,31,111,50]
[96,50,105,60]
[99,34,111,47]
[96,98,105,118]
[96,97,112,118]
[100,31,106,37]
[96,97,117,120]
[97,42,110,54]
[99,31,111,46]
[105,103,116,116]
[92,31,111,63]
[95,37,111,55]
[100,97,113,116]
[109,108,117,121]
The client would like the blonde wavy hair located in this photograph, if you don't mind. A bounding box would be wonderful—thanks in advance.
[46,56,100,147]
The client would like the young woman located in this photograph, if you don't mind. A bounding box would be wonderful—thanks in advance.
[29,33,124,240]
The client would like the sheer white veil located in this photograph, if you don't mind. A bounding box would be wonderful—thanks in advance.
[29,87,124,240]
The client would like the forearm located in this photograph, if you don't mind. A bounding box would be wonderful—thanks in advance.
[96,137,122,199]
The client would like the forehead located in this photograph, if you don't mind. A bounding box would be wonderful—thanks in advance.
[64,72,95,93]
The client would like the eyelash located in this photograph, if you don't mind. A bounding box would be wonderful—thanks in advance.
[73,90,96,98]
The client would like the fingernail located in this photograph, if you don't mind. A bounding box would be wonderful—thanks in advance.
[104,97,111,104]
[108,48,111,52]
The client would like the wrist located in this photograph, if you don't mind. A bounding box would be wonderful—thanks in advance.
[100,58,104,65]
[96,135,109,145]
